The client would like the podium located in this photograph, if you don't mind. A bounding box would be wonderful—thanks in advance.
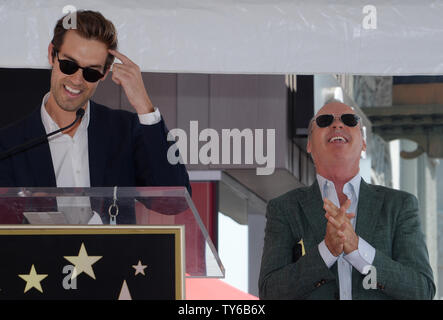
[0,186,224,300]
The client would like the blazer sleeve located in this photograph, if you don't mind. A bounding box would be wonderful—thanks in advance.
[131,115,191,195]
[372,193,435,299]
[258,198,336,299]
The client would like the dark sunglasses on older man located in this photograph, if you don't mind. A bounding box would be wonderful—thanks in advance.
[55,50,105,83]
[315,114,360,128]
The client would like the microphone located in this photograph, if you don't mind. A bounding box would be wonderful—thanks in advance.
[0,108,86,160]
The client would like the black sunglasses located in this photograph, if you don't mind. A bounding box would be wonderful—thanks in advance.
[315,114,360,128]
[55,50,105,83]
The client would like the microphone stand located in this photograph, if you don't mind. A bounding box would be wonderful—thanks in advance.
[0,108,85,161]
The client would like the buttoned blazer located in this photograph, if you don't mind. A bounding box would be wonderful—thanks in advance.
[258,179,435,300]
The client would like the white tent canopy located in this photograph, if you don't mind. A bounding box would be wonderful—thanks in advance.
[1,0,442,74]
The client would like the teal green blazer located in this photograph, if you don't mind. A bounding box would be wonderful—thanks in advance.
[259,179,435,300]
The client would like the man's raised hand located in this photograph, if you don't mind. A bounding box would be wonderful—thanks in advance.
[108,49,154,114]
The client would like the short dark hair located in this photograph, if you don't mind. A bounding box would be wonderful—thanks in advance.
[51,10,118,71]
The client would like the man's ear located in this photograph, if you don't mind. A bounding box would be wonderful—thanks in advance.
[362,139,367,152]
[101,67,111,81]
[307,138,312,154]
[48,43,55,66]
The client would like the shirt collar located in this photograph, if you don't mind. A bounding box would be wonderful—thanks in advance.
[40,92,90,137]
[316,172,361,201]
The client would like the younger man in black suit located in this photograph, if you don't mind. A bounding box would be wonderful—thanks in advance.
[0,10,190,223]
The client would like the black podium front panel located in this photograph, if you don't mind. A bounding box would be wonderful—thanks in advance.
[0,226,184,300]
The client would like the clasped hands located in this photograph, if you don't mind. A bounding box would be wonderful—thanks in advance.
[324,198,359,257]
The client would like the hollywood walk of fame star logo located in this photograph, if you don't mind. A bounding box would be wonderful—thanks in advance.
[132,260,147,276]
[63,242,103,280]
[18,264,48,293]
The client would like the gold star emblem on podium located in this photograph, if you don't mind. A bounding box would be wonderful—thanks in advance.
[64,242,103,280]
[132,260,147,276]
[18,264,48,293]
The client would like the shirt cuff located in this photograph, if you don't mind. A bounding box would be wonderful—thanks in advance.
[318,240,338,269]
[343,237,376,274]
[138,107,161,125]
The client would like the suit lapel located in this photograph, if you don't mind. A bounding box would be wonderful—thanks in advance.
[353,179,384,298]
[24,108,56,187]
[355,179,384,244]
[298,180,328,244]
[88,102,108,187]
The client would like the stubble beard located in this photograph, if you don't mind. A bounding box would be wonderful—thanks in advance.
[52,81,95,113]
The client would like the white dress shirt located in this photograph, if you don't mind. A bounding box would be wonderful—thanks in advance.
[40,92,162,188]
[317,173,376,300]
[40,92,161,222]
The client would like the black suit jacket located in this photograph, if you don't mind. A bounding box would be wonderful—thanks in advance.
[0,101,191,223]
